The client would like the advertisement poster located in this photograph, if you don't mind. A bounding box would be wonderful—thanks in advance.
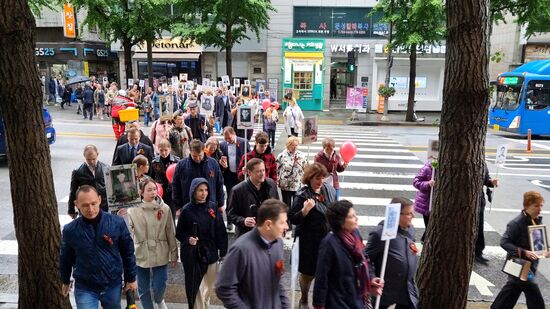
[346,87,365,109]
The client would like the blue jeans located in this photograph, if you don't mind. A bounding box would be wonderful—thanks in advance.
[137,265,168,309]
[335,188,340,200]
[144,111,150,126]
[74,283,122,309]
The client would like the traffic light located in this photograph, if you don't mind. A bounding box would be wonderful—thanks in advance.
[347,50,356,72]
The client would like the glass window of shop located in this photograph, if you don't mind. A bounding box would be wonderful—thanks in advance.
[138,60,201,81]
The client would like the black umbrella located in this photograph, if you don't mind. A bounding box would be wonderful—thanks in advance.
[66,76,90,86]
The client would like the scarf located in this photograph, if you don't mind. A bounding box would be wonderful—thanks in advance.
[337,230,371,297]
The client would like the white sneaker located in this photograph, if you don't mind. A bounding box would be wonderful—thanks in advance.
[155,300,168,309]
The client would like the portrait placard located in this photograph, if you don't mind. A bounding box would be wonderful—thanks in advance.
[233,79,240,87]
[139,80,145,88]
[222,75,230,86]
[217,81,223,88]
[237,106,253,130]
[241,85,251,99]
[159,95,174,120]
[128,79,134,87]
[528,225,548,257]
[244,80,250,85]
[104,164,140,210]
[495,144,509,165]
[162,83,168,92]
[210,81,218,88]
[200,95,214,117]
[202,78,210,87]
[179,73,188,81]
[301,117,318,145]
[427,139,439,160]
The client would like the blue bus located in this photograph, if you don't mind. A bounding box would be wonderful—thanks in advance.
[489,60,550,135]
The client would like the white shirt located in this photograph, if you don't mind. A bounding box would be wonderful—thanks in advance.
[228,141,237,173]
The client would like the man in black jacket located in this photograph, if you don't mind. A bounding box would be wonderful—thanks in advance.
[112,120,153,162]
[68,145,109,217]
[227,158,278,237]
[112,127,153,166]
[83,84,95,120]
[475,163,498,264]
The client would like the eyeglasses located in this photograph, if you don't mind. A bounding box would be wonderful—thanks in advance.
[400,212,414,216]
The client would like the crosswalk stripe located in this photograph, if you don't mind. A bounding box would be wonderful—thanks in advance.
[340,182,416,191]
[305,146,411,152]
[340,171,417,178]
[349,154,418,160]
[347,162,424,168]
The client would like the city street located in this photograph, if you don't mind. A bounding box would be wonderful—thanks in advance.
[1,106,550,305]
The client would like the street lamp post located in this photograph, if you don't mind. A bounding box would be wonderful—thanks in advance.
[381,0,394,122]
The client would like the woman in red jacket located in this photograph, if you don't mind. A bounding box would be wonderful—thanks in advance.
[314,138,348,200]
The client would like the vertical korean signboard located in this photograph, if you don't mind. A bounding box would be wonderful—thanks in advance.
[63,2,76,39]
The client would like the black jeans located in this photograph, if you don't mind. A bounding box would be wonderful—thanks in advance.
[267,129,276,148]
[491,277,545,309]
[83,104,93,120]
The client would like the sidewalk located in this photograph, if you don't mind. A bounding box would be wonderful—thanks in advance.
[303,109,441,127]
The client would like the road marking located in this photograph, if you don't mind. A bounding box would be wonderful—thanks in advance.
[356,216,496,232]
[349,154,419,160]
[340,182,416,191]
[58,132,114,138]
[306,146,412,152]
[505,138,550,151]
[314,138,398,144]
[469,271,496,296]
[494,173,550,178]
[348,162,424,169]
[59,195,70,203]
[340,171,417,178]
[531,180,550,189]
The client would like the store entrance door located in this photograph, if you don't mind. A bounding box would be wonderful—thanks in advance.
[330,61,352,100]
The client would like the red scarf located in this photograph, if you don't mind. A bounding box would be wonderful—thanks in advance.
[337,230,371,297]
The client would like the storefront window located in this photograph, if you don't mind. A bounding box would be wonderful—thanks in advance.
[293,71,313,90]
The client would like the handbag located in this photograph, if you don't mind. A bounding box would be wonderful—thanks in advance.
[502,248,532,281]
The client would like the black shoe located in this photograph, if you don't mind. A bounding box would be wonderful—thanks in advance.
[475,255,489,264]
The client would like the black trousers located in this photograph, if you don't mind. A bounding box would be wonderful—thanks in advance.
[224,171,239,211]
[475,204,485,256]
[83,104,93,120]
[281,190,296,231]
[421,214,429,242]
[491,277,545,309]
[288,127,298,137]
[267,129,276,148]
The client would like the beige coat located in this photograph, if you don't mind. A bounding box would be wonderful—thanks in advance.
[128,198,178,268]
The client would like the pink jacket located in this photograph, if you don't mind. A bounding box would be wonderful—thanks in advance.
[149,120,173,153]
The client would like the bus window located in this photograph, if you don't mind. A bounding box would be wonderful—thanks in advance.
[495,85,521,110]
[525,81,550,110]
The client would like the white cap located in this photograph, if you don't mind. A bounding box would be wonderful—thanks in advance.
[118,90,127,96]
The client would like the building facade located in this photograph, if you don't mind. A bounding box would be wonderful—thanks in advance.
[265,1,447,111]
[34,7,118,83]
[489,13,550,80]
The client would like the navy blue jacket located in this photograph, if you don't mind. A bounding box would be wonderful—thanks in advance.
[59,211,137,292]
[313,231,372,309]
[83,87,94,104]
[219,136,250,177]
[172,155,224,210]
[176,178,228,264]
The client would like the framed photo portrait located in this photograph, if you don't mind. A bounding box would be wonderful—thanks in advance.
[202,78,210,87]
[528,225,548,257]
[301,116,318,145]
[241,85,251,98]
[200,95,214,117]
[104,164,140,210]
[221,75,230,87]
[233,78,240,87]
[237,106,253,130]
[210,81,217,88]
[159,95,174,120]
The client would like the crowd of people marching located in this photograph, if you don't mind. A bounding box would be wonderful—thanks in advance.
[58,78,549,309]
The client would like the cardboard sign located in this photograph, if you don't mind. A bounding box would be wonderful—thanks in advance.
[495,144,508,165]
[381,203,401,240]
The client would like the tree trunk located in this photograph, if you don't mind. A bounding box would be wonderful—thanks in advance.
[147,39,154,89]
[416,0,490,307]
[383,19,394,117]
[225,22,233,79]
[405,44,417,122]
[0,0,71,307]
[123,38,133,84]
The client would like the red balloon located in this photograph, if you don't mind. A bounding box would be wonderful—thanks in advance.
[166,163,176,183]
[156,183,164,198]
[339,142,358,163]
